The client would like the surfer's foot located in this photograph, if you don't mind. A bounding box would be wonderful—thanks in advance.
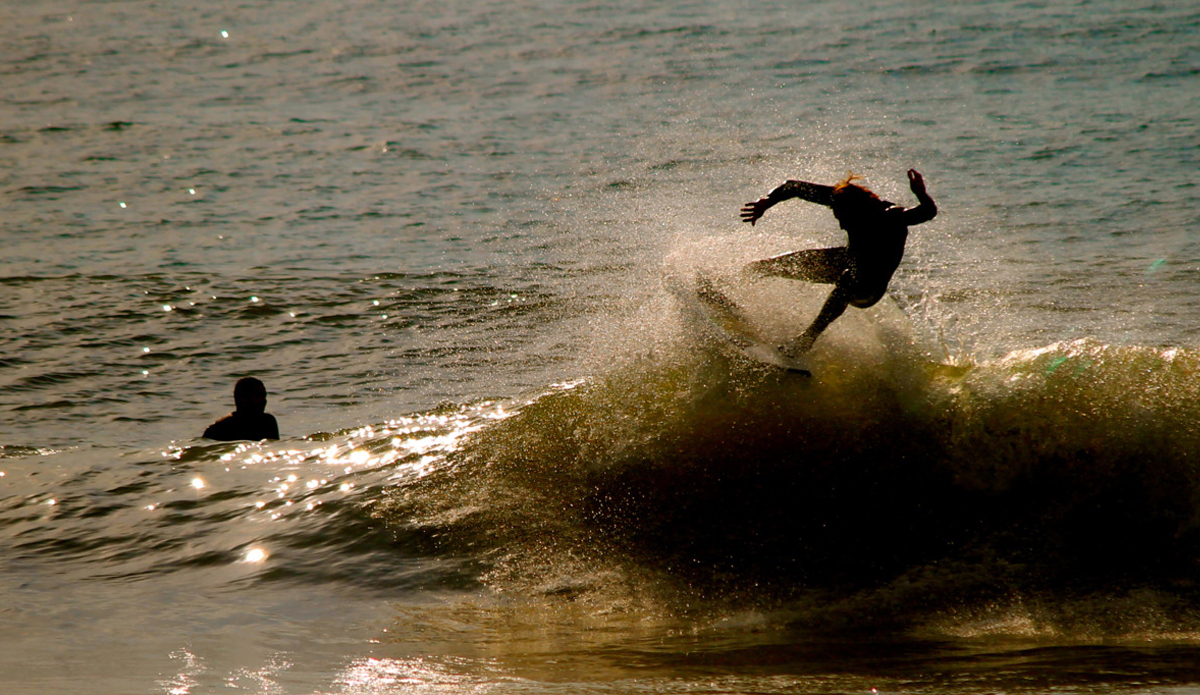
[778,342,803,359]
[741,259,774,280]
[779,332,816,359]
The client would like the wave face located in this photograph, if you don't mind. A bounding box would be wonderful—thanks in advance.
[366,276,1200,638]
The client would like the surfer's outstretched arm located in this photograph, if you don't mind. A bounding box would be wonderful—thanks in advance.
[900,169,937,226]
[740,180,835,225]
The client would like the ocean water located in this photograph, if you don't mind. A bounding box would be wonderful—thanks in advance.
[3,0,1200,692]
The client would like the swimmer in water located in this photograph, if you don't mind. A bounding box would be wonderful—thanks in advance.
[203,377,280,441]
[740,169,937,357]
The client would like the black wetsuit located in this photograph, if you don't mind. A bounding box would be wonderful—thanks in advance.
[746,180,937,308]
[741,174,937,356]
[203,411,279,441]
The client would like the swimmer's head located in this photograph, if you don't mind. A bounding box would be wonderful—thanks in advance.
[831,173,887,228]
[233,377,268,413]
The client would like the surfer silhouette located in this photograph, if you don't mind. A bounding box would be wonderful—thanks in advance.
[203,377,280,441]
[740,169,936,357]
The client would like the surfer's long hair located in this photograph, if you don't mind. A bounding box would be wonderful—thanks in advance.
[831,172,887,224]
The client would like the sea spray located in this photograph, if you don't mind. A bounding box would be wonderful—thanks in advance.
[374,311,1200,635]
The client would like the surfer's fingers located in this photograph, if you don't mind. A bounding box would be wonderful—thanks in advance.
[740,199,768,223]
[907,169,926,192]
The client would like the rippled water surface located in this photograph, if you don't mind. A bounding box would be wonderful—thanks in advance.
[2,0,1200,692]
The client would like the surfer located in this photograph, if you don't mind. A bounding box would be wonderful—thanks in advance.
[740,169,936,357]
[203,377,280,441]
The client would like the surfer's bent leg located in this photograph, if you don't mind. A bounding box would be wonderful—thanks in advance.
[745,247,847,284]
[782,285,850,357]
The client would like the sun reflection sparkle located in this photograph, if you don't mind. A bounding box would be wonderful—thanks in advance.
[334,657,467,693]
[243,547,268,563]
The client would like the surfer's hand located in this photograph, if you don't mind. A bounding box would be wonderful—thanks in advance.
[740,198,772,225]
[907,169,927,196]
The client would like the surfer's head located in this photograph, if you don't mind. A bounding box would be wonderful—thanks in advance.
[831,174,887,228]
[233,377,268,414]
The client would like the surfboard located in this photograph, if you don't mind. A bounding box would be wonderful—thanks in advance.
[668,273,812,376]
